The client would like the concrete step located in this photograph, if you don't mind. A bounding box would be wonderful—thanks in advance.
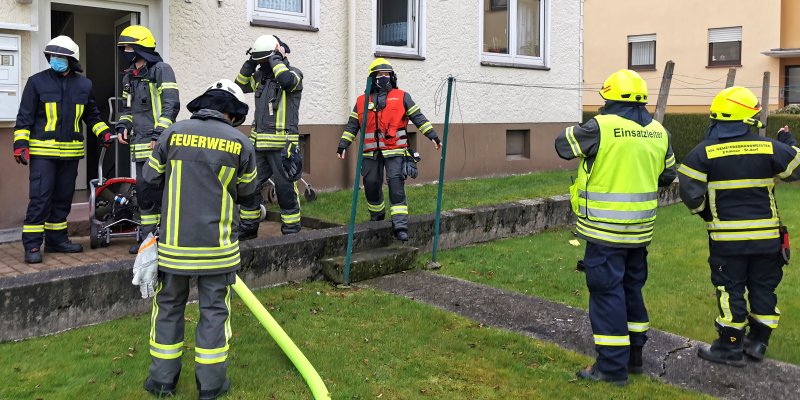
[322,245,419,284]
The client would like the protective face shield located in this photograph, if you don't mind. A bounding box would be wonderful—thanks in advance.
[49,56,69,73]
[376,75,392,90]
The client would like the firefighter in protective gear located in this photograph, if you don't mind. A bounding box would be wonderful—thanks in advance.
[337,58,441,241]
[13,35,112,264]
[116,25,180,254]
[235,34,304,238]
[679,86,800,366]
[555,69,676,386]
[141,79,259,399]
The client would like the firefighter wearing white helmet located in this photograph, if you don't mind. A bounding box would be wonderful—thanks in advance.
[116,25,181,255]
[337,58,442,242]
[235,34,304,238]
[140,78,261,399]
[13,35,112,264]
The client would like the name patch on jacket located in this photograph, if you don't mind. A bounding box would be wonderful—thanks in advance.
[169,133,242,155]
[613,128,663,139]
[706,141,773,159]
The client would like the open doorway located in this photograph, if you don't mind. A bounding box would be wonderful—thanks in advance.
[50,3,138,203]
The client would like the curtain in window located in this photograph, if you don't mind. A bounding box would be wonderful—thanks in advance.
[631,42,655,66]
[517,0,540,57]
[258,0,302,12]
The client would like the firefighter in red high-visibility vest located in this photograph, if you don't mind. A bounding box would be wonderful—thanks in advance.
[336,58,441,241]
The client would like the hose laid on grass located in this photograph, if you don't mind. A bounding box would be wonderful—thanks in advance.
[232,275,331,399]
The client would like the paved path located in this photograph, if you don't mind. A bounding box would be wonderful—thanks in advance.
[363,271,800,400]
[0,222,285,278]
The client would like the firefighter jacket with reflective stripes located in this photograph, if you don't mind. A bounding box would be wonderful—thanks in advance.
[13,68,111,159]
[338,88,439,158]
[142,109,259,276]
[116,62,180,161]
[556,114,676,247]
[678,129,800,256]
[235,55,303,151]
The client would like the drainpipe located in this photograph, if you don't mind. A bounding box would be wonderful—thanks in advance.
[578,0,584,119]
[348,0,356,105]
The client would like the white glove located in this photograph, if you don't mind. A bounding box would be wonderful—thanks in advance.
[132,233,159,299]
[259,204,267,222]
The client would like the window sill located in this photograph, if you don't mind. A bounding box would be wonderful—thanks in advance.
[629,66,657,72]
[481,61,549,71]
[250,19,319,32]
[374,51,425,61]
[506,155,530,161]
[706,64,742,68]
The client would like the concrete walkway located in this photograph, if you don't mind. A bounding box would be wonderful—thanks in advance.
[362,271,800,400]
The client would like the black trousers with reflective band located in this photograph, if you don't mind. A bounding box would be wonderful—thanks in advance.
[244,150,301,234]
[22,157,79,250]
[362,153,408,231]
[135,161,161,236]
[149,272,234,391]
[708,252,783,330]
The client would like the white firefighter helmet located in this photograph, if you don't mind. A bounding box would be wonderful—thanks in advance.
[248,35,279,61]
[44,35,80,61]
[205,79,246,103]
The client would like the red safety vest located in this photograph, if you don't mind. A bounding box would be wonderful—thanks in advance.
[355,89,409,152]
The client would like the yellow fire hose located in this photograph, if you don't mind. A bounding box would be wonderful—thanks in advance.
[232,275,331,399]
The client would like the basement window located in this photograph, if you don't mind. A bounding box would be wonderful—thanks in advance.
[299,134,310,174]
[506,129,530,160]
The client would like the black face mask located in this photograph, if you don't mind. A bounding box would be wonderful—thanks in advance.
[122,51,136,65]
[376,76,392,90]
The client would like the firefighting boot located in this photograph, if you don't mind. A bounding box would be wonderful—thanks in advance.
[743,317,772,361]
[25,247,42,264]
[628,346,644,374]
[143,376,176,397]
[394,229,409,242]
[370,212,386,222]
[198,378,230,400]
[44,240,83,253]
[238,222,259,241]
[576,365,627,387]
[697,325,745,367]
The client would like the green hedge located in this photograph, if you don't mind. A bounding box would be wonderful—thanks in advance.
[581,112,800,162]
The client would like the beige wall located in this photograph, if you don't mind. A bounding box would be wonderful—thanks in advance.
[0,2,33,26]
[583,0,781,112]
[781,0,800,49]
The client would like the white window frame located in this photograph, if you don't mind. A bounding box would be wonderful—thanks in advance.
[249,0,319,28]
[479,0,549,67]
[372,0,426,57]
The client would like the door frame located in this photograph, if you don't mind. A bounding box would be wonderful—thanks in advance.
[785,65,800,106]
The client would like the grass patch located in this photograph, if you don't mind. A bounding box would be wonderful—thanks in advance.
[0,283,708,399]
[277,170,574,225]
[431,185,800,365]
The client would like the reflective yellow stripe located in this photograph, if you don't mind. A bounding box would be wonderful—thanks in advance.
[565,126,584,158]
[576,219,654,244]
[627,321,649,333]
[341,132,355,142]
[593,334,630,346]
[44,102,57,131]
[350,111,359,119]
[224,286,232,341]
[157,253,241,270]
[236,73,250,85]
[150,340,184,360]
[709,229,779,241]
[715,285,747,328]
[750,313,780,329]
[272,63,289,77]
[166,160,183,246]
[240,208,261,220]
[678,164,707,182]
[149,83,161,129]
[159,82,179,91]
[706,218,779,230]
[665,154,676,168]
[148,155,166,174]
[367,202,385,212]
[150,280,163,341]
[406,104,420,116]
[390,205,408,216]
[141,214,161,226]
[195,344,229,364]
[14,129,30,142]
[119,115,133,123]
[419,121,433,134]
[708,178,774,190]
[74,104,85,132]
[218,166,235,246]
[44,221,68,230]
[778,150,800,179]
[281,212,301,224]
[28,139,85,158]
[238,168,257,184]
[23,224,44,233]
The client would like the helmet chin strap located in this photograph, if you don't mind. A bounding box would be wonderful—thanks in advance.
[744,118,764,129]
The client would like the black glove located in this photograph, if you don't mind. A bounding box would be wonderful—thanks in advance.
[433,137,441,146]
[241,59,258,76]
[337,146,346,156]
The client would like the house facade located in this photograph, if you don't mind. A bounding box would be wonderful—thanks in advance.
[0,0,582,230]
[582,0,800,113]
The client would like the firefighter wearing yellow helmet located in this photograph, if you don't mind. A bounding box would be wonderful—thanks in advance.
[13,35,112,263]
[115,25,180,254]
[336,58,442,242]
[679,86,800,366]
[235,34,304,238]
[555,69,676,385]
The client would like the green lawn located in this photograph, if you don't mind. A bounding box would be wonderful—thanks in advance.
[0,283,708,399]
[278,170,574,225]
[431,185,800,365]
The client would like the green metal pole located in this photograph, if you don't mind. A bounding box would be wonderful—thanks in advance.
[431,77,454,264]
[343,77,373,285]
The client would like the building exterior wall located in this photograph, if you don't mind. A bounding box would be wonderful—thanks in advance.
[0,2,33,26]
[781,0,800,49]
[582,0,781,112]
